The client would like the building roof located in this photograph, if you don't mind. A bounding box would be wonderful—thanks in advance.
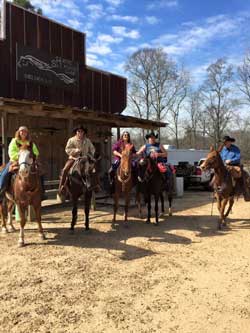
[0,97,167,130]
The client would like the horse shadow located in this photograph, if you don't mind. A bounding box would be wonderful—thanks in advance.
[38,211,193,261]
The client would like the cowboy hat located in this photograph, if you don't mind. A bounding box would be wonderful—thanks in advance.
[73,125,87,134]
[223,135,235,142]
[145,131,158,140]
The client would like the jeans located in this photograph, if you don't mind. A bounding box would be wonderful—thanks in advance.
[0,161,12,190]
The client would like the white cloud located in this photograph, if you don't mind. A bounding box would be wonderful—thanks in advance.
[87,53,104,67]
[67,18,81,30]
[31,0,82,19]
[112,26,140,39]
[86,4,104,20]
[97,34,123,44]
[147,0,178,10]
[145,16,160,25]
[105,0,124,6]
[109,15,139,23]
[153,14,246,56]
[88,42,112,55]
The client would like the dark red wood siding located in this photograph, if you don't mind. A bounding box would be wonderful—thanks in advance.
[0,2,126,113]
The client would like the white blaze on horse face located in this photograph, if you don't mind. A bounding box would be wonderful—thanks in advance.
[18,149,33,175]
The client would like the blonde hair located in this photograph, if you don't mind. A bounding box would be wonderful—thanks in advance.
[15,127,30,141]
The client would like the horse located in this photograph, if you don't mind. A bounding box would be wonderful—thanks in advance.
[0,144,45,246]
[112,144,135,227]
[67,155,99,232]
[137,155,174,225]
[200,146,235,230]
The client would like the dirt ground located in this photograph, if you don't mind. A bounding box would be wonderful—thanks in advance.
[1,190,250,333]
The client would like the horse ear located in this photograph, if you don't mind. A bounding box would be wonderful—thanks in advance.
[209,145,215,152]
[217,143,224,153]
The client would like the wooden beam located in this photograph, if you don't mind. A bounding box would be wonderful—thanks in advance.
[0,111,8,164]
[0,97,167,129]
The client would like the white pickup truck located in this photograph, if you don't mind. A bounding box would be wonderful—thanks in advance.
[163,147,213,190]
[188,158,214,190]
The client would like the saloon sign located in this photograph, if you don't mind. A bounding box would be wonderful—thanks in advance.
[16,44,79,91]
[0,0,6,40]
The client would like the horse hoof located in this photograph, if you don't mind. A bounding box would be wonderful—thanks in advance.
[169,211,173,216]
[146,220,150,224]
[69,228,74,234]
[40,233,46,240]
[8,226,16,232]
[1,228,8,234]
[154,223,159,227]
[18,241,25,247]
[124,222,129,229]
[85,227,90,232]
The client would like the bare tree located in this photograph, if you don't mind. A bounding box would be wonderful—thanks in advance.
[183,90,203,147]
[167,67,190,147]
[125,48,189,141]
[237,51,250,105]
[199,58,237,146]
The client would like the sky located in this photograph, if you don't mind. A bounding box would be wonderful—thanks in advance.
[19,0,250,84]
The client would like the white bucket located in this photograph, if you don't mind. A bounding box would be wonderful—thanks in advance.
[176,177,184,197]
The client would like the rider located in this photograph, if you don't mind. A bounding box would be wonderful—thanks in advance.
[109,131,137,190]
[136,131,168,162]
[0,126,46,198]
[58,125,95,196]
[220,135,250,199]
[136,131,171,187]
[220,135,241,166]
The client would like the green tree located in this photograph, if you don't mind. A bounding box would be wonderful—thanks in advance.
[13,0,43,15]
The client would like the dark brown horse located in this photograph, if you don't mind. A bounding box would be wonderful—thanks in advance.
[112,144,134,227]
[0,145,45,246]
[137,155,174,225]
[68,156,98,232]
[200,146,235,229]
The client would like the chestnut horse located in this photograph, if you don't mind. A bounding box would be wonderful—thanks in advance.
[137,155,174,225]
[0,145,45,246]
[112,144,134,227]
[200,146,235,229]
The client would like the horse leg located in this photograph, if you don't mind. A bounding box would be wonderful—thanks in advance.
[158,192,164,218]
[136,190,142,219]
[224,197,234,218]
[155,195,159,226]
[33,205,45,240]
[124,192,130,228]
[146,194,151,224]
[220,199,228,227]
[216,197,223,230]
[84,191,92,231]
[112,191,119,225]
[0,202,7,233]
[17,205,26,247]
[168,194,173,216]
[70,199,78,232]
[7,201,15,232]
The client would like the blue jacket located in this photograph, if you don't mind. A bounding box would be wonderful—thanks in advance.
[220,144,241,165]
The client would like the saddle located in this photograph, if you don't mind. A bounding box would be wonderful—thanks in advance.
[226,165,250,201]
[226,165,242,179]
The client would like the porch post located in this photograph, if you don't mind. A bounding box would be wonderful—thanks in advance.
[1,111,8,164]
[117,127,120,140]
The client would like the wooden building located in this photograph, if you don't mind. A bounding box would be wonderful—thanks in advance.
[0,1,165,180]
